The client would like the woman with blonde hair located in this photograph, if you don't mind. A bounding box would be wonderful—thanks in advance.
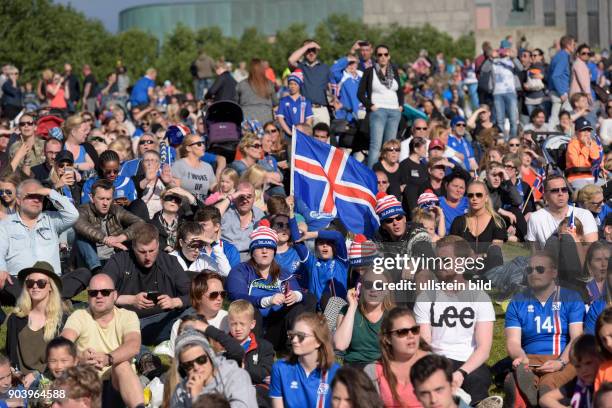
[231,134,283,191]
[373,139,403,199]
[236,58,278,123]
[575,183,612,227]
[449,179,507,255]
[270,312,341,407]
[5,262,69,389]
[171,133,216,200]
[63,114,96,174]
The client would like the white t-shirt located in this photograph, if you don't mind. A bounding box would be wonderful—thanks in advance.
[371,71,399,109]
[525,206,597,245]
[414,289,495,362]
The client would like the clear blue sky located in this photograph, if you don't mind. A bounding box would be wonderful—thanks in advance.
[54,0,155,33]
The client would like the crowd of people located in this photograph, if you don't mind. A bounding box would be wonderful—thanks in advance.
[0,32,611,408]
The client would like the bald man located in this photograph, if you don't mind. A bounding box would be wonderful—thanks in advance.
[62,274,144,408]
[400,118,430,161]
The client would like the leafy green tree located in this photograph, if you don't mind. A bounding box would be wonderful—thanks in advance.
[156,24,198,91]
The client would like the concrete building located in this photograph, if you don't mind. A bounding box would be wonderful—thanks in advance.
[120,0,612,50]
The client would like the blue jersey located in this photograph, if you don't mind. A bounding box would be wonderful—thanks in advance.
[81,175,137,204]
[277,95,314,130]
[269,360,340,408]
[438,196,468,235]
[585,297,605,335]
[447,134,475,170]
[276,247,304,279]
[505,287,584,355]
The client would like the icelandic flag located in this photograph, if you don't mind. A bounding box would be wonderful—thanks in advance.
[291,128,380,237]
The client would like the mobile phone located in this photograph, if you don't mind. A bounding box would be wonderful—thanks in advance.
[147,291,160,304]
[282,282,290,296]
[355,282,362,298]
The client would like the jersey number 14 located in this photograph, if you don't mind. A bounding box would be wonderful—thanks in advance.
[534,316,554,333]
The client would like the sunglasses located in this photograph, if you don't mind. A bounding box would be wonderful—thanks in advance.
[189,141,205,147]
[467,192,484,199]
[186,239,206,250]
[509,143,520,147]
[207,290,227,300]
[83,118,94,123]
[0,189,13,196]
[265,128,279,134]
[454,123,466,127]
[163,195,182,204]
[287,330,315,343]
[590,200,604,206]
[432,165,445,170]
[306,48,318,54]
[272,221,289,230]
[89,136,105,143]
[139,139,155,146]
[179,354,209,373]
[414,127,428,131]
[19,121,35,127]
[547,187,569,194]
[87,289,115,297]
[103,168,120,175]
[377,53,389,57]
[384,147,400,152]
[532,53,542,57]
[250,144,262,149]
[25,279,48,289]
[141,122,150,127]
[377,180,389,184]
[362,281,377,290]
[505,165,517,170]
[525,266,546,275]
[389,326,420,337]
[580,51,593,56]
[58,162,73,169]
[383,215,404,224]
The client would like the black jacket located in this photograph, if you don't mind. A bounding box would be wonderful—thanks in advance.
[357,65,404,111]
[487,179,522,210]
[102,250,191,318]
[242,333,274,385]
[205,71,237,102]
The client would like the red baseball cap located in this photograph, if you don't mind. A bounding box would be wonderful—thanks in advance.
[428,139,444,151]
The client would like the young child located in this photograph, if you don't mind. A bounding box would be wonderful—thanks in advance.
[228,300,274,407]
[205,167,239,205]
[412,190,445,242]
[540,334,601,407]
[0,353,25,408]
[276,70,314,137]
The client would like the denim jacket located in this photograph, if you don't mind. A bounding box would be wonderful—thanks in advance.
[0,190,79,276]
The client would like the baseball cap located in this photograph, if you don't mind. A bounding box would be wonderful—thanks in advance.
[55,150,74,164]
[574,117,593,132]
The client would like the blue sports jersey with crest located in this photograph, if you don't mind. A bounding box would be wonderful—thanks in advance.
[505,287,584,355]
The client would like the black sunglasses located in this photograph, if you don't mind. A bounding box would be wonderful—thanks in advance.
[87,289,115,297]
[189,141,205,147]
[509,143,520,147]
[103,168,120,175]
[377,53,389,57]
[139,139,154,146]
[362,281,377,290]
[455,123,466,127]
[526,266,546,275]
[179,354,209,373]
[389,326,420,337]
[414,127,428,131]
[467,192,484,199]
[25,279,48,289]
[207,290,227,300]
[250,144,262,149]
[0,189,13,196]
[57,162,73,169]
[25,194,44,201]
[383,215,404,224]
[186,239,206,250]
[265,128,279,134]
[19,121,35,127]
[547,187,569,194]
[384,147,400,152]
[432,165,445,170]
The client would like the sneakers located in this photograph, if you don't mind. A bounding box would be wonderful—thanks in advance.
[515,365,538,407]
[476,396,504,408]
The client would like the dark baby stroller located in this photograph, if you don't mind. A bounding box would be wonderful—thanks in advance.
[204,100,244,162]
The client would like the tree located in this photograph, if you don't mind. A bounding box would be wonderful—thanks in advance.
[156,24,198,91]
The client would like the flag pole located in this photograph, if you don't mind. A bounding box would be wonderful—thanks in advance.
[290,126,297,197]
[522,186,534,213]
